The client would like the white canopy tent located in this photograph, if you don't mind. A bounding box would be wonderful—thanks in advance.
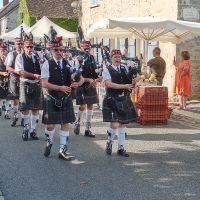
[26,16,76,42]
[87,17,200,44]
[1,23,30,41]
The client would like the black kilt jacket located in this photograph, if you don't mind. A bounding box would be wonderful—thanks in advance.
[19,53,42,111]
[0,58,8,99]
[42,59,76,125]
[102,65,137,124]
[75,50,99,105]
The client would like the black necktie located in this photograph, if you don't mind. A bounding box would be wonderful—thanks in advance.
[117,66,121,73]
[57,61,61,70]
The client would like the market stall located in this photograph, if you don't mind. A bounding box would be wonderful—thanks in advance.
[87,17,200,125]
[25,16,76,42]
[0,23,30,42]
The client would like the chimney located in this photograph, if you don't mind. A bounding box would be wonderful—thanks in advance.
[3,0,9,7]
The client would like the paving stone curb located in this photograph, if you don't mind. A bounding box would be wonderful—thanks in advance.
[171,112,200,129]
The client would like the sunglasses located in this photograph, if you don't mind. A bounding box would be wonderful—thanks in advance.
[25,46,33,49]
[53,48,63,52]
[16,43,23,45]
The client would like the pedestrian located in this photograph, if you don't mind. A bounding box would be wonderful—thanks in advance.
[147,47,166,86]
[5,37,24,126]
[15,39,42,141]
[0,44,9,118]
[73,41,99,138]
[102,49,137,157]
[41,39,84,160]
[174,51,191,109]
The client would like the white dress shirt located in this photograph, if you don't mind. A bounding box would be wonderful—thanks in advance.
[41,58,64,79]
[102,65,121,81]
[15,53,39,83]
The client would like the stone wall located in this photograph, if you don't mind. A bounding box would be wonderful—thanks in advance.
[177,0,200,99]
[81,0,178,98]
[0,8,18,35]
[7,8,18,32]
[81,0,178,33]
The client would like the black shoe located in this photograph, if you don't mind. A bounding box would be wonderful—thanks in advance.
[74,122,80,135]
[44,133,48,141]
[117,147,129,157]
[11,113,18,127]
[22,125,29,141]
[0,108,2,116]
[106,141,112,155]
[4,113,10,119]
[84,130,95,138]
[2,104,6,111]
[44,139,53,157]
[30,130,39,140]
[58,145,74,161]
[21,118,24,127]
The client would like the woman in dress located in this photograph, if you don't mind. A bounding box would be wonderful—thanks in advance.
[174,51,191,109]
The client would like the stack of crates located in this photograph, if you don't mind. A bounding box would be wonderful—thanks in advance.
[135,86,169,125]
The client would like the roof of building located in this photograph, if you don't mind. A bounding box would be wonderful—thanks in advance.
[26,0,76,18]
[0,0,19,19]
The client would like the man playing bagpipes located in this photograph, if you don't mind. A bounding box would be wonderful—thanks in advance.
[0,44,9,118]
[102,49,137,157]
[5,37,24,126]
[41,37,84,160]
[74,41,99,138]
[15,39,42,141]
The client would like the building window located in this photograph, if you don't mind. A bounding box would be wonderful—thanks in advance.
[90,0,100,7]
[118,38,136,58]
[148,41,158,60]
[128,39,136,58]
[140,40,158,60]
[103,38,109,46]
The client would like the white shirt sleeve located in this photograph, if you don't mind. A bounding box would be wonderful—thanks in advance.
[41,60,50,79]
[15,54,24,72]
[102,68,111,81]
[4,52,14,66]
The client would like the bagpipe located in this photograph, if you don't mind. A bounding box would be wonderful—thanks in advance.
[121,56,142,76]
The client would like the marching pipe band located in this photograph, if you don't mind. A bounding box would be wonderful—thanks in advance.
[0,32,141,160]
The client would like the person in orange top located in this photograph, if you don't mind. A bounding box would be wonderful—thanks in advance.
[174,51,191,109]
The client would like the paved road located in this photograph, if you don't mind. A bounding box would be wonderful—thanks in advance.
[0,110,200,200]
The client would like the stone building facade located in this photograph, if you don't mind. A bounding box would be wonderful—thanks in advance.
[177,0,200,99]
[0,0,19,35]
[80,0,200,99]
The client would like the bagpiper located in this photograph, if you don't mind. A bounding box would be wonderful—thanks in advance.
[74,41,99,138]
[102,49,137,157]
[41,39,83,160]
[0,44,9,117]
[5,37,24,126]
[15,39,42,141]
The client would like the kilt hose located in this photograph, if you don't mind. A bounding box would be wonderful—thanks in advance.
[7,73,20,100]
[19,81,43,111]
[42,93,75,125]
[102,95,137,124]
[0,78,9,99]
[76,83,99,105]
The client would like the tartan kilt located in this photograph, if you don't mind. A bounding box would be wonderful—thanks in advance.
[102,95,137,124]
[0,78,8,99]
[76,84,99,105]
[42,94,75,125]
[7,73,20,100]
[19,81,43,111]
